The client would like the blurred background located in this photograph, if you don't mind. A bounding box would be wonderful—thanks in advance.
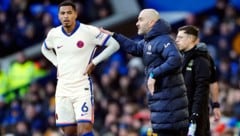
[0,0,240,135]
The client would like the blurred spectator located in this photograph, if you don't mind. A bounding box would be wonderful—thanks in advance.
[200,16,219,46]
[0,67,8,100]
[14,121,30,136]
[0,0,113,57]
[6,52,35,102]
[232,15,240,55]
[23,103,46,132]
[2,100,24,133]
[0,96,7,124]
[86,0,113,21]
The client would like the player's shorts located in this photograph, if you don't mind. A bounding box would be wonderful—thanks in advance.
[55,83,94,127]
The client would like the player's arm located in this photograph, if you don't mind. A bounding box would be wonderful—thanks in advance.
[41,29,57,67]
[91,36,119,65]
[41,42,57,67]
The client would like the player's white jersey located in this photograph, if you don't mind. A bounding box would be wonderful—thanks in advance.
[43,21,110,96]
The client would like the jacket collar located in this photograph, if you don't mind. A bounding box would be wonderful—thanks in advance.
[144,19,171,41]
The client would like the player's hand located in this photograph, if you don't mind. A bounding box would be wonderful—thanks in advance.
[83,62,96,76]
[147,77,155,95]
[213,108,221,121]
[99,27,114,36]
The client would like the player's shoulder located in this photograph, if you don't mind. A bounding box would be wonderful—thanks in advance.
[47,26,62,37]
[81,23,99,32]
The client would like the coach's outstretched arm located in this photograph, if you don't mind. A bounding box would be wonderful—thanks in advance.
[84,36,120,75]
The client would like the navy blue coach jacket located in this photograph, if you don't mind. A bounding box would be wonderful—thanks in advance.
[112,19,189,131]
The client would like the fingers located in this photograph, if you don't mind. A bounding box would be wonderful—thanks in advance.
[99,27,106,32]
[83,65,89,76]
[148,84,154,95]
[150,90,154,95]
[84,63,95,76]
[99,27,113,35]
[215,113,221,121]
[147,78,156,95]
[213,109,221,121]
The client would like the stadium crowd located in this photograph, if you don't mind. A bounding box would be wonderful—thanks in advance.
[0,0,113,57]
[0,0,240,135]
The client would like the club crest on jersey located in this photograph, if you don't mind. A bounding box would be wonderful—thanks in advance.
[77,40,84,48]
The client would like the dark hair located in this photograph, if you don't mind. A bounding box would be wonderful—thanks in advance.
[178,25,199,37]
[58,0,76,11]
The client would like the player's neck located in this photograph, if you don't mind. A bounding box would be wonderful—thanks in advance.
[63,22,76,34]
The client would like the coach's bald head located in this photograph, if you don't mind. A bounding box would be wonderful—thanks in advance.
[136,9,160,35]
[140,9,160,22]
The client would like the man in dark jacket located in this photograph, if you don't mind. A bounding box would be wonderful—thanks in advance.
[101,9,189,136]
[176,25,213,136]
[196,43,221,123]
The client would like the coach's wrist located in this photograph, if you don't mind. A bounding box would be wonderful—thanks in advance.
[149,72,154,78]
[110,32,114,36]
[112,32,118,38]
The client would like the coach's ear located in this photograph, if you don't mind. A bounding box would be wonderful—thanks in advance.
[83,62,96,76]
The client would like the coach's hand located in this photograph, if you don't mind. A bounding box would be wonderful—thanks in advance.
[147,77,156,95]
[99,27,114,36]
[84,62,96,75]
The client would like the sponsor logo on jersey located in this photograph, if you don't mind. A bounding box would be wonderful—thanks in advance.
[57,45,63,49]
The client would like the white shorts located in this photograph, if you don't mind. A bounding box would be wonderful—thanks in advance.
[55,85,94,126]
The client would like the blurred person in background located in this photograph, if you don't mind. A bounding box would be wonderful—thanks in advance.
[14,121,30,136]
[101,8,189,136]
[2,100,24,133]
[0,65,8,102]
[41,0,119,135]
[176,25,221,136]
[7,52,36,103]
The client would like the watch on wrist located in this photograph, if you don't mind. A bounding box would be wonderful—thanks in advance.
[212,102,220,109]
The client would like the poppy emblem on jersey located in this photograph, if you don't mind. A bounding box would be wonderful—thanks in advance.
[77,41,84,48]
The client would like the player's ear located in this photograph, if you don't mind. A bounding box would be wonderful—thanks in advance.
[74,10,78,19]
[58,12,61,21]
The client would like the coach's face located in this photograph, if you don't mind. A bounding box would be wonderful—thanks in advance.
[58,6,77,28]
[136,11,152,35]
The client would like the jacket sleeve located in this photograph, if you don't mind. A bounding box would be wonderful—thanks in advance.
[151,41,182,78]
[113,33,143,56]
[192,57,211,114]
